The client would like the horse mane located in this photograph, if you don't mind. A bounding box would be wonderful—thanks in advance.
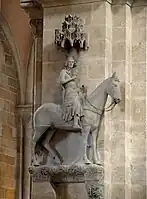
[87,78,109,102]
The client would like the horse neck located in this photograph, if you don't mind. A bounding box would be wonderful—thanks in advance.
[87,81,108,111]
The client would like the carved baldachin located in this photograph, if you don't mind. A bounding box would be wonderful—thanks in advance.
[55,15,89,51]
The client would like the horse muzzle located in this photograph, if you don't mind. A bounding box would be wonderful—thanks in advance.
[114,98,121,104]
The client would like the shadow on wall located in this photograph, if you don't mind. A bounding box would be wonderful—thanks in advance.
[118,82,125,112]
[43,40,81,105]
[43,42,67,104]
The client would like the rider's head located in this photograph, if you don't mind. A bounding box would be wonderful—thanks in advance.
[65,56,77,69]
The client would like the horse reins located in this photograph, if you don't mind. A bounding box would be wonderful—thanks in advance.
[84,98,116,116]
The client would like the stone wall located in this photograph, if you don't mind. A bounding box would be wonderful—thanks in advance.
[0,37,19,199]
[41,0,147,199]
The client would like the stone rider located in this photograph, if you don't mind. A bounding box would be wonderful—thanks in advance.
[59,56,87,129]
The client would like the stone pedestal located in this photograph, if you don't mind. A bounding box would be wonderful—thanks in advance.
[29,164,104,199]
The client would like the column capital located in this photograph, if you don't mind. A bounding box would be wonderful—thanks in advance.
[126,0,135,7]
[112,0,135,7]
[30,0,113,7]
[16,104,33,124]
[30,18,43,38]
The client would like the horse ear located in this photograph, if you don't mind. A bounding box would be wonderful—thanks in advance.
[112,72,116,78]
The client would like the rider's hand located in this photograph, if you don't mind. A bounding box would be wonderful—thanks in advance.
[72,75,77,79]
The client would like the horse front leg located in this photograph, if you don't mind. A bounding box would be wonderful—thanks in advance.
[92,129,102,165]
[83,126,92,164]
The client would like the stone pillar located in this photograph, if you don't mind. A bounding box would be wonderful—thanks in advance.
[15,114,23,199]
[111,0,132,198]
[131,1,147,198]
[16,105,32,199]
[30,19,43,111]
[29,164,104,199]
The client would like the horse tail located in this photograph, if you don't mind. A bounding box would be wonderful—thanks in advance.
[32,104,44,131]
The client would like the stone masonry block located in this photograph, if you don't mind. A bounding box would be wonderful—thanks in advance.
[131,185,146,199]
[111,184,125,199]
[44,4,92,29]
[113,27,125,44]
[5,189,15,199]
[112,5,126,28]
[43,30,67,63]
[131,99,145,123]
[111,166,125,183]
[0,154,15,165]
[111,136,125,166]
[132,43,146,63]
[130,155,146,165]
[132,63,146,83]
[2,125,13,139]
[32,181,55,199]
[130,124,145,137]
[132,83,145,98]
[91,2,106,25]
[5,54,13,65]
[132,7,146,28]
[132,28,146,45]
[87,58,105,79]
[87,25,106,41]
[1,138,17,150]
[129,136,146,157]
[112,42,126,61]
[112,61,125,81]
[8,77,17,88]
[4,65,17,78]
[131,165,146,185]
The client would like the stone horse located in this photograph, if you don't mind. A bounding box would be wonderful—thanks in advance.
[32,72,121,165]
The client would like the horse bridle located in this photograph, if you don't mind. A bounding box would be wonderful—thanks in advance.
[84,98,116,116]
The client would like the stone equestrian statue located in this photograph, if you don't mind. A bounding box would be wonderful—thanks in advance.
[59,55,87,129]
[32,55,121,166]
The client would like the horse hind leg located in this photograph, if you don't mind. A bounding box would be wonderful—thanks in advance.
[42,129,61,163]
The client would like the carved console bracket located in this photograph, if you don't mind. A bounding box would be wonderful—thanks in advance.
[30,19,43,38]
[55,15,89,52]
[20,0,43,19]
[29,164,104,199]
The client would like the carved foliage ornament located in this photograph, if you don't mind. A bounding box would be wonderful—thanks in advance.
[55,15,89,51]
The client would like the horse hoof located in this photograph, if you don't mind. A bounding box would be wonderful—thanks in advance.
[33,163,40,167]
[84,160,92,165]
[85,162,91,165]
[94,162,103,166]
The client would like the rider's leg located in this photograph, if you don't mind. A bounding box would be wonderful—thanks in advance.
[73,115,81,128]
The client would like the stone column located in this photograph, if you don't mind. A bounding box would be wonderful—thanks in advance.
[111,0,132,198]
[131,1,147,198]
[30,19,43,111]
[16,105,32,199]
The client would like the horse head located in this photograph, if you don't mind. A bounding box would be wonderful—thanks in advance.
[106,72,121,104]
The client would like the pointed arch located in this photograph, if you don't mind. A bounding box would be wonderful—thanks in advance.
[0,12,24,103]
